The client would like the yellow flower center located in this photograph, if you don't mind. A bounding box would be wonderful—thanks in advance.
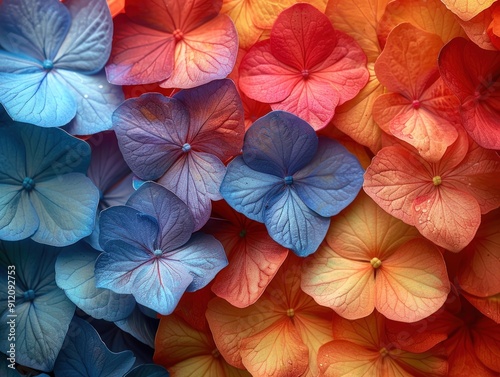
[433,176,442,186]
[370,257,382,269]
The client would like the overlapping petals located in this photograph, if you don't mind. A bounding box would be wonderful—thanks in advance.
[0,0,123,134]
[106,0,238,88]
[220,111,364,256]
[239,3,369,130]
[95,182,228,315]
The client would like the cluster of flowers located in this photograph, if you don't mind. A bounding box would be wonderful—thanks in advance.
[0,0,499,376]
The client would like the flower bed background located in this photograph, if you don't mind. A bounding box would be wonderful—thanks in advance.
[0,0,500,376]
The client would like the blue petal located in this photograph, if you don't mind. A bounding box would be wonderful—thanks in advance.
[125,365,170,377]
[220,156,282,223]
[243,111,318,176]
[55,242,136,321]
[0,70,77,127]
[113,94,189,180]
[169,232,228,292]
[54,0,113,73]
[0,240,76,372]
[99,205,159,251]
[29,173,99,246]
[264,187,330,257]
[16,123,91,178]
[293,137,364,217]
[53,317,135,377]
[95,240,193,315]
[126,182,195,251]
[0,188,38,241]
[157,151,225,230]
[0,0,70,61]
[114,305,159,348]
[0,50,41,73]
[59,69,125,135]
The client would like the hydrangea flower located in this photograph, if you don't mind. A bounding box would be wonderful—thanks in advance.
[0,0,124,134]
[0,121,99,246]
[95,182,228,315]
[220,111,364,257]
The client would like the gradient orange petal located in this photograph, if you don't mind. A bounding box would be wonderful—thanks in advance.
[377,0,467,48]
[318,340,381,376]
[440,0,496,21]
[222,0,266,49]
[240,318,309,377]
[462,292,500,323]
[456,5,499,50]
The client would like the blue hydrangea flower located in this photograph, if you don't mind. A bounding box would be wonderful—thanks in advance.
[95,182,228,315]
[220,111,364,257]
[0,240,76,372]
[0,0,124,134]
[0,121,99,246]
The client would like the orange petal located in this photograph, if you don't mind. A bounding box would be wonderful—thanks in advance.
[331,311,385,349]
[440,0,496,21]
[332,63,384,153]
[240,318,309,377]
[221,0,265,49]
[374,23,443,98]
[457,5,499,50]
[462,292,500,324]
[472,314,500,372]
[376,238,450,322]
[325,0,388,62]
[377,0,467,49]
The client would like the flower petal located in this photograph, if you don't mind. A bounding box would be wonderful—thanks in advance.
[440,0,496,21]
[265,187,330,256]
[270,3,335,70]
[301,244,376,319]
[125,181,195,251]
[174,79,244,161]
[112,93,189,180]
[318,340,380,376]
[0,70,77,127]
[240,318,309,377]
[54,0,113,73]
[220,156,282,223]
[239,40,301,104]
[55,242,136,321]
[376,238,450,322]
[30,173,99,246]
[58,69,125,135]
[412,188,481,252]
[0,0,70,61]
[160,14,238,89]
[105,14,176,85]
[157,152,226,231]
[293,137,364,217]
[243,111,318,177]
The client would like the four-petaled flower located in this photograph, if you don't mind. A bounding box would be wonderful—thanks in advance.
[220,110,364,257]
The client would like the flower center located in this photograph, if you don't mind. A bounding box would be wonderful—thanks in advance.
[153,249,163,257]
[212,348,221,358]
[284,176,293,185]
[379,347,389,357]
[42,59,54,70]
[182,143,191,153]
[173,29,184,42]
[22,177,35,191]
[433,176,442,186]
[23,289,35,301]
[412,100,421,109]
[286,308,295,317]
[239,229,247,237]
[370,257,382,269]
[301,69,310,79]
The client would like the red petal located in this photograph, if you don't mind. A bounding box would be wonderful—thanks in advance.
[463,292,500,323]
[458,209,500,297]
[106,14,175,85]
[472,315,500,371]
[270,3,335,70]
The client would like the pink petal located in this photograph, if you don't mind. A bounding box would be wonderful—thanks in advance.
[160,14,238,89]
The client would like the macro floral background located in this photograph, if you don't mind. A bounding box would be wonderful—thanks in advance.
[0,0,499,376]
